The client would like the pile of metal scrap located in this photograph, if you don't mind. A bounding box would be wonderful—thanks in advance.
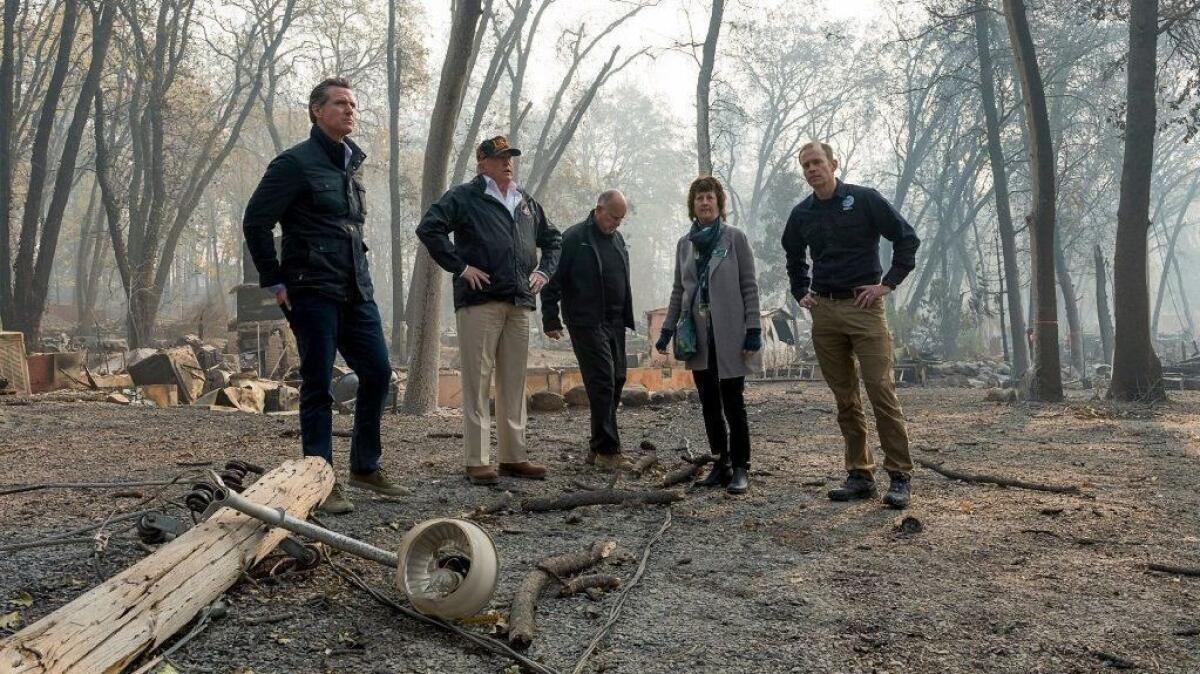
[1162,354,1200,390]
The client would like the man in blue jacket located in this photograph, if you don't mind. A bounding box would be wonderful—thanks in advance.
[243,77,408,514]
[417,136,562,485]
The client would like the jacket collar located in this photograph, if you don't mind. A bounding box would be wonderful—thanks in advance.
[809,179,848,205]
[310,124,366,173]
[584,212,628,265]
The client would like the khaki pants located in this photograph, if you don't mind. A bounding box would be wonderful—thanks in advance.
[810,298,912,475]
[456,301,530,467]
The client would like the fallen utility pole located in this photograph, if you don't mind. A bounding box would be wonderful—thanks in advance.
[0,457,334,673]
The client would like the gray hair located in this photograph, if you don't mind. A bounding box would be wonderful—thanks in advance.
[596,189,626,208]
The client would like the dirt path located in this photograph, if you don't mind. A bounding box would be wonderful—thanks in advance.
[0,385,1196,673]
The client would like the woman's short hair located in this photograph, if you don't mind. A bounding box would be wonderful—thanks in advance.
[687,176,728,221]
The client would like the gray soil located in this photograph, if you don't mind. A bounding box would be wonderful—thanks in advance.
[0,384,1197,673]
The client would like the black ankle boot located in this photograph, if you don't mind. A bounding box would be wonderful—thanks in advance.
[883,471,912,509]
[726,467,749,494]
[697,460,732,488]
[827,470,876,501]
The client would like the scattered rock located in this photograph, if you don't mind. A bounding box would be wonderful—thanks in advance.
[528,390,566,412]
[105,393,130,405]
[621,386,650,407]
[984,388,1017,403]
[896,516,923,534]
[564,385,590,407]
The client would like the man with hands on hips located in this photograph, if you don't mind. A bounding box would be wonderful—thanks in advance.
[782,141,920,509]
[417,135,562,485]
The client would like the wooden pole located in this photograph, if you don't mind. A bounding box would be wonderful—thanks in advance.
[0,457,334,673]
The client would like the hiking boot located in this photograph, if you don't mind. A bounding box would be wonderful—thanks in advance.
[883,471,912,509]
[827,470,877,501]
[585,450,597,465]
[593,453,631,472]
[727,466,749,494]
[499,461,548,480]
[318,481,354,515]
[696,460,732,488]
[348,468,411,497]
[466,465,499,485]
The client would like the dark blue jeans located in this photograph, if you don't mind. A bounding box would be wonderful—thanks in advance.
[284,291,391,474]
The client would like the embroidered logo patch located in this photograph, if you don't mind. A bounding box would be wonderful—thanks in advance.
[842,195,855,211]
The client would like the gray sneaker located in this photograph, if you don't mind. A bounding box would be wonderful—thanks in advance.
[318,481,355,515]
[348,468,411,497]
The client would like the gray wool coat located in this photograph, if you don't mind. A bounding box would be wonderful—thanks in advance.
[663,224,761,379]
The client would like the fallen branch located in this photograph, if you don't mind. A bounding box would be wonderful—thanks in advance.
[915,458,1080,494]
[509,541,617,650]
[521,489,684,513]
[557,574,621,597]
[660,459,710,488]
[1146,562,1200,577]
[571,510,672,674]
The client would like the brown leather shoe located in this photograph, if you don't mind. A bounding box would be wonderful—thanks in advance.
[498,461,547,479]
[466,465,499,485]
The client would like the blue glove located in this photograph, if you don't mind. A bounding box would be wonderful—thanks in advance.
[743,328,762,352]
[655,328,675,353]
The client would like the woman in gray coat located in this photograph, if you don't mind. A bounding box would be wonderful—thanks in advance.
[656,176,761,494]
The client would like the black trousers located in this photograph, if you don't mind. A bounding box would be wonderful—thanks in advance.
[567,319,627,455]
[692,328,750,469]
[283,291,391,474]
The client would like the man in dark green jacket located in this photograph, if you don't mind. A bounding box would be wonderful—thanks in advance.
[243,77,407,514]
[542,190,634,471]
[417,136,561,485]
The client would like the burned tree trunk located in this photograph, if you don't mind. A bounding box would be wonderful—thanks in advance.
[1003,0,1063,401]
[1054,241,1086,381]
[0,0,17,329]
[1095,245,1114,365]
[974,0,1029,378]
[695,0,724,177]
[1110,0,1165,402]
[1152,173,1199,335]
[387,0,407,362]
[404,0,485,414]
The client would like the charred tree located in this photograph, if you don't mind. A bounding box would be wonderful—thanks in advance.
[974,0,1029,378]
[696,0,724,176]
[1002,0,1063,401]
[404,0,485,414]
[13,0,115,345]
[1110,0,1166,402]
[1095,245,1114,365]
[0,0,17,329]
[387,0,408,362]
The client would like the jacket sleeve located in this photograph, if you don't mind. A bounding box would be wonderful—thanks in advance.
[533,202,562,278]
[734,229,761,328]
[867,188,920,288]
[242,154,303,288]
[781,206,811,302]
[541,234,572,332]
[663,238,686,330]
[416,189,468,275]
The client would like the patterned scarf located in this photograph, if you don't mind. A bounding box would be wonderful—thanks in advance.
[688,218,723,309]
